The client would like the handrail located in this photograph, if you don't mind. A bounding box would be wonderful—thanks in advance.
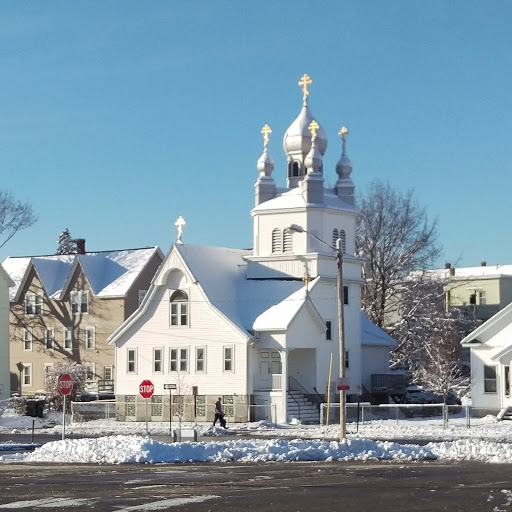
[286,390,301,421]
[289,376,324,410]
[312,386,325,402]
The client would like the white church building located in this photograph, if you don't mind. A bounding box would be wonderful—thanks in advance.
[109,75,396,423]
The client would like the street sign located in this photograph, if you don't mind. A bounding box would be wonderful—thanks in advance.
[337,377,350,391]
[164,383,177,390]
[58,373,74,396]
[139,380,155,399]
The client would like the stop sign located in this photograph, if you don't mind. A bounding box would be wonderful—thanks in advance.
[58,373,74,396]
[139,379,154,399]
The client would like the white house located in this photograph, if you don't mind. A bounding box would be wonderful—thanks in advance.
[0,263,14,400]
[109,75,396,423]
[461,301,512,416]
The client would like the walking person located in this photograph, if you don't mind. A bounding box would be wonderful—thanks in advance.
[213,397,227,428]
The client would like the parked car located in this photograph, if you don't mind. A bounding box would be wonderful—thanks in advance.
[404,386,440,404]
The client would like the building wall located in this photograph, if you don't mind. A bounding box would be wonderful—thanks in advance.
[115,264,249,400]
[0,274,11,400]
[10,268,123,395]
[360,346,391,392]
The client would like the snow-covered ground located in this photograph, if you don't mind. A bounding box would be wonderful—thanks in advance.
[1,402,512,464]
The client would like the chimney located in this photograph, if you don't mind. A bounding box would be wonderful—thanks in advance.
[75,238,86,255]
[450,267,455,277]
[481,261,487,266]
[445,263,451,269]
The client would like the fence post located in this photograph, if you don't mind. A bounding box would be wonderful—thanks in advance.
[361,404,365,425]
[320,404,324,426]
[466,405,471,429]
[443,403,447,429]
[395,405,399,426]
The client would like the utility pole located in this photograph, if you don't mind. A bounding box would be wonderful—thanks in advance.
[336,238,346,441]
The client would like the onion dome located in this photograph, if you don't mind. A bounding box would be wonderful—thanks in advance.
[257,124,274,177]
[335,126,353,178]
[304,120,323,173]
[283,74,327,159]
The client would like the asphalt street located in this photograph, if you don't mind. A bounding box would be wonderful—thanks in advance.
[0,460,511,511]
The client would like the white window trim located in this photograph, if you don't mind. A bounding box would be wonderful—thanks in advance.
[85,326,96,350]
[127,348,138,374]
[484,364,498,394]
[45,327,55,350]
[85,362,96,381]
[153,347,164,374]
[63,327,73,351]
[43,363,53,385]
[25,294,43,315]
[195,346,206,373]
[169,291,189,328]
[168,347,189,373]
[223,345,234,373]
[103,366,113,381]
[23,328,32,351]
[71,290,89,315]
[22,363,32,387]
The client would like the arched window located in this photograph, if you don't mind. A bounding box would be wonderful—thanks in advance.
[170,290,188,326]
[288,160,300,177]
[339,229,346,253]
[272,228,282,253]
[332,229,339,249]
[283,228,293,253]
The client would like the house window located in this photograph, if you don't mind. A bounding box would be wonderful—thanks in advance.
[23,329,32,351]
[63,328,73,350]
[469,293,476,306]
[169,348,188,372]
[45,328,54,350]
[104,366,113,381]
[170,290,188,326]
[272,228,282,253]
[325,321,332,341]
[345,350,350,369]
[344,286,349,305]
[85,363,95,381]
[25,294,42,315]
[505,366,510,397]
[22,364,32,386]
[44,364,53,384]
[127,349,137,373]
[196,347,206,372]
[283,228,293,253]
[479,291,487,305]
[224,346,234,372]
[138,290,147,306]
[85,327,95,350]
[484,365,497,393]
[71,291,89,314]
[153,348,163,373]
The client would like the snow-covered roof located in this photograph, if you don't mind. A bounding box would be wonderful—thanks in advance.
[418,264,512,281]
[361,313,397,348]
[2,247,162,301]
[174,244,305,336]
[461,300,512,347]
[251,186,357,214]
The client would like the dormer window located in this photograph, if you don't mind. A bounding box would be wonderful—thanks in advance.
[25,294,43,315]
[71,291,89,314]
[170,290,188,327]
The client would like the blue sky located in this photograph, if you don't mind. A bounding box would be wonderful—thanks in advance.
[1,1,511,268]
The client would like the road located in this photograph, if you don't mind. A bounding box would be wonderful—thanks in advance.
[0,460,511,511]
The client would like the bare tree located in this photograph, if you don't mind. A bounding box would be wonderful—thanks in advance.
[45,362,87,411]
[356,181,440,328]
[0,190,37,248]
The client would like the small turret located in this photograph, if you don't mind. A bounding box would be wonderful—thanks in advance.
[254,124,277,206]
[334,126,355,205]
[301,120,324,204]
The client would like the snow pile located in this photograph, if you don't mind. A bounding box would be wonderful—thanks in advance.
[21,435,436,464]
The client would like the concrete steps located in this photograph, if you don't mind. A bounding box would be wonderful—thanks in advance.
[287,391,320,424]
[498,407,512,421]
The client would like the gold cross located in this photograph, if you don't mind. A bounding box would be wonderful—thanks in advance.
[309,120,319,141]
[261,124,272,146]
[303,272,311,293]
[338,126,349,153]
[298,73,312,97]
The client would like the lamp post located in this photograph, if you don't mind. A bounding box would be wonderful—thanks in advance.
[287,224,346,441]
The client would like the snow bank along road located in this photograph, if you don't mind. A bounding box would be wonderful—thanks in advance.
[1,460,512,511]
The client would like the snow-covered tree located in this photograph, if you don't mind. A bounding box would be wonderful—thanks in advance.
[56,228,75,255]
[45,362,87,411]
[356,181,440,328]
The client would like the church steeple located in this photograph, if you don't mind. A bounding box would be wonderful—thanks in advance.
[334,126,355,205]
[301,120,324,204]
[254,124,277,206]
[283,74,327,189]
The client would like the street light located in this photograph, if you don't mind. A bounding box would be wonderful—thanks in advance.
[287,224,346,441]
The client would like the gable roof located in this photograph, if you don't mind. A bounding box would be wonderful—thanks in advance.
[361,313,397,348]
[0,263,14,288]
[461,300,512,346]
[2,247,162,301]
